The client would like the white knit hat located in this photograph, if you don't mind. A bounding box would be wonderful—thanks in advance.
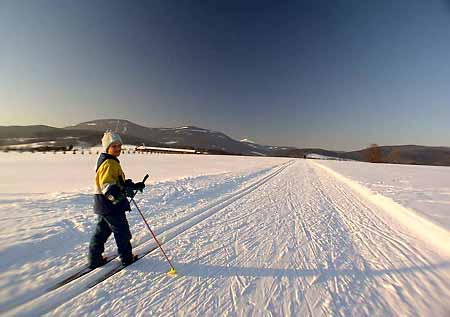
[102,130,123,152]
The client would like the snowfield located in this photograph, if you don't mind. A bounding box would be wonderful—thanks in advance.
[0,153,449,316]
[311,160,450,230]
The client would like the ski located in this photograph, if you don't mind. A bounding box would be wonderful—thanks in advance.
[87,246,158,289]
[46,255,117,292]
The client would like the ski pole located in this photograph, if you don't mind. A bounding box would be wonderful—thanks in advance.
[130,175,177,275]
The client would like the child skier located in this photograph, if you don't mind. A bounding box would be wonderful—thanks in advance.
[88,130,145,269]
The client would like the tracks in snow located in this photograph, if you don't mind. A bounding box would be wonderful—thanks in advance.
[6,160,295,316]
[61,159,450,317]
[8,159,450,316]
[304,161,450,316]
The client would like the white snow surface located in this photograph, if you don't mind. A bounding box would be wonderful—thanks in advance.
[315,160,450,230]
[306,153,347,160]
[0,152,280,194]
[240,139,256,144]
[0,154,449,316]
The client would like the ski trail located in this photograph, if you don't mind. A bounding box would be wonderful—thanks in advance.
[6,160,295,316]
[0,162,286,312]
[307,161,450,316]
[43,160,450,316]
[311,161,450,257]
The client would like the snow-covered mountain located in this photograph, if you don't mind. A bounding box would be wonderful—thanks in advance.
[0,124,159,151]
[1,120,450,165]
[65,119,294,156]
[0,120,292,156]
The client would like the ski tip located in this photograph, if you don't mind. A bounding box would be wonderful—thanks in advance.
[167,268,177,276]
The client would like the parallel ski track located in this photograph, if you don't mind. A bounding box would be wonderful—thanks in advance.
[6,159,295,317]
[109,159,450,316]
[306,162,450,316]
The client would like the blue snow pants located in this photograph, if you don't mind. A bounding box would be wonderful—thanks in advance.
[88,212,133,265]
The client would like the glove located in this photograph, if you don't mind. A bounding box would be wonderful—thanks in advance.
[122,179,135,197]
[124,185,135,198]
[134,182,145,192]
[123,179,145,197]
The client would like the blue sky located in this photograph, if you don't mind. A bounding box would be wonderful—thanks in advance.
[1,0,449,150]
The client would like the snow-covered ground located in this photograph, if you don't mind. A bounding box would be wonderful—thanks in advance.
[0,151,284,194]
[314,160,450,230]
[305,153,343,160]
[0,154,449,316]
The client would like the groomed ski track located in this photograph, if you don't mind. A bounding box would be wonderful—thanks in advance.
[8,160,450,316]
[6,160,294,316]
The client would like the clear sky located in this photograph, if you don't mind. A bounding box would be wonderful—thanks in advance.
[1,0,449,150]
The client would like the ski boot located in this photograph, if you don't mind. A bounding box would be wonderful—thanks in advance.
[89,256,107,269]
[121,254,138,266]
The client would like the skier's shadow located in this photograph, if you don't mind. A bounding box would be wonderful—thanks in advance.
[131,259,450,281]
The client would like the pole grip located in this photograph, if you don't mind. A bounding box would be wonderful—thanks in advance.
[142,174,149,183]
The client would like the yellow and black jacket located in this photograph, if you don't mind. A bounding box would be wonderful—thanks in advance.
[94,153,131,215]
